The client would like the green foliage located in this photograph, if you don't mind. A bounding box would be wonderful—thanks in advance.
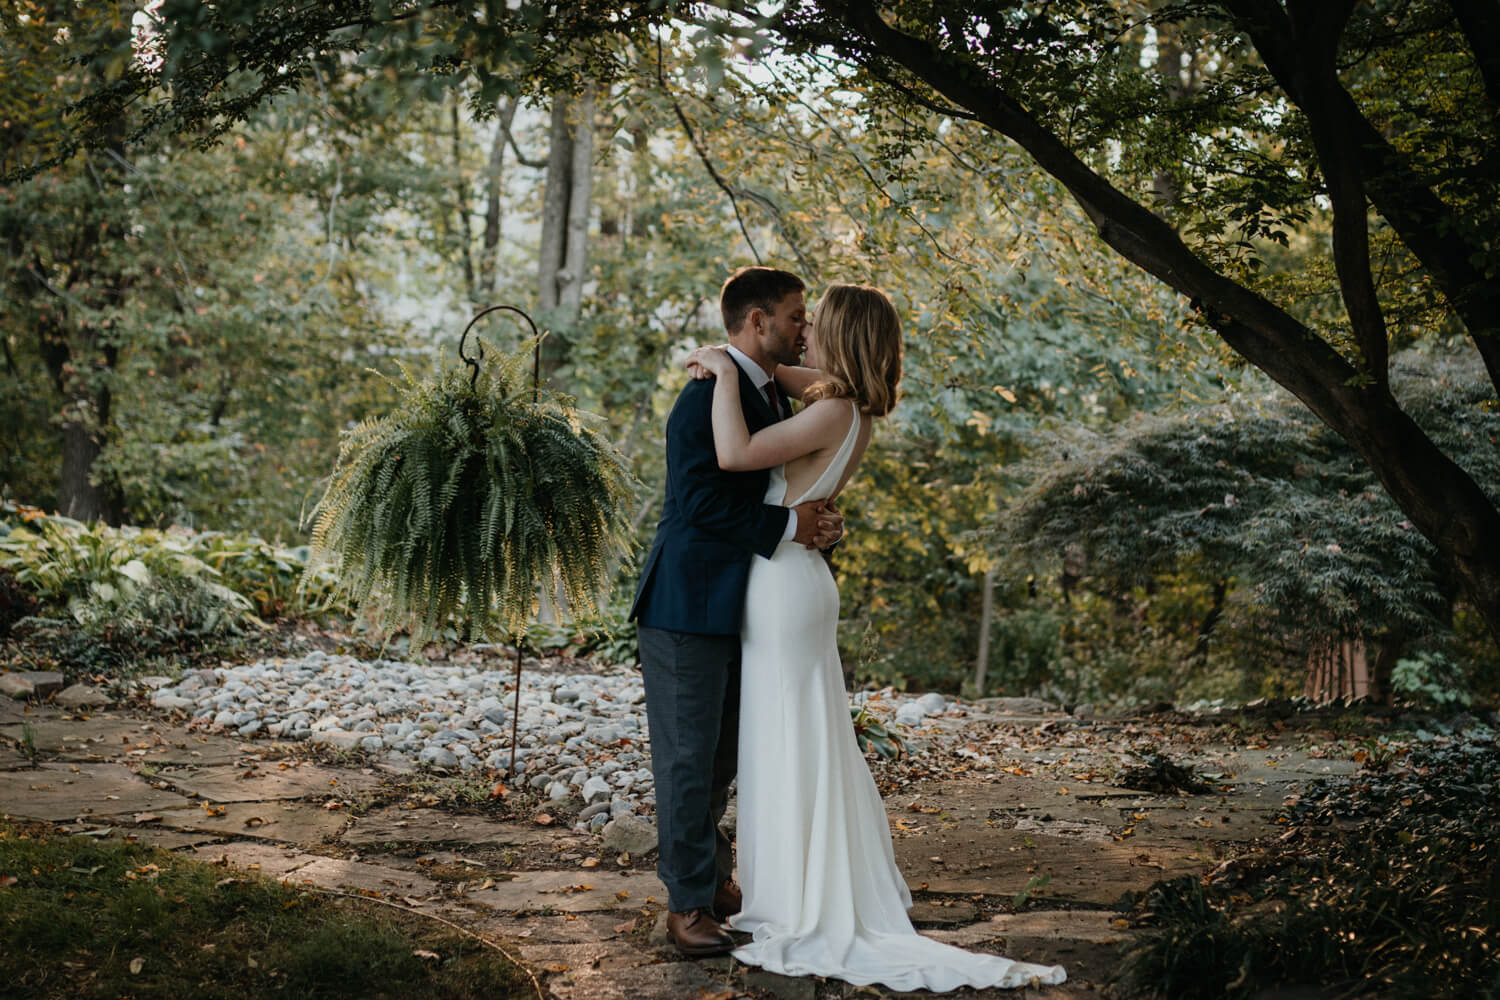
[0,502,344,674]
[1390,651,1472,711]
[0,509,254,631]
[851,705,905,760]
[526,614,639,669]
[1118,733,1500,999]
[994,353,1499,663]
[306,344,638,645]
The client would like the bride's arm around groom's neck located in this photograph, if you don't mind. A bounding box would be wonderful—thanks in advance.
[773,364,824,401]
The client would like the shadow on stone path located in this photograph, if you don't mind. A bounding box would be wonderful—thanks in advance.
[0,687,1358,999]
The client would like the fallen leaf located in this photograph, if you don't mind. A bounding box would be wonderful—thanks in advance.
[488,782,509,799]
[534,813,554,826]
[613,918,637,934]
[413,949,439,961]
[201,803,227,817]
[129,957,145,975]
[580,857,600,869]
[614,890,629,901]
[132,813,160,824]
[244,816,267,828]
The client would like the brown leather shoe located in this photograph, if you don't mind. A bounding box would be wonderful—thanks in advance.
[712,879,742,920]
[666,908,733,956]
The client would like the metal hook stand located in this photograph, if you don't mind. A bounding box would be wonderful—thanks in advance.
[457,303,546,779]
[458,303,542,402]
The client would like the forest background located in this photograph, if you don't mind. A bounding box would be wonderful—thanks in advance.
[2,0,1497,712]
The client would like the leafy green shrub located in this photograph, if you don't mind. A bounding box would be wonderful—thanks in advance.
[0,504,276,674]
[1117,734,1500,998]
[0,511,254,628]
[1390,650,1473,710]
[192,531,339,619]
[526,614,639,668]
[993,352,1500,704]
[851,706,905,759]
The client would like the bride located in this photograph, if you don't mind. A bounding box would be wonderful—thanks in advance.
[685,283,1067,991]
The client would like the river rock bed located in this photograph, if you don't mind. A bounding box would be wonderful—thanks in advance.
[143,651,971,832]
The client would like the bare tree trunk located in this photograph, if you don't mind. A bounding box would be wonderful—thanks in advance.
[558,89,595,322]
[478,98,518,296]
[973,564,997,696]
[537,96,574,315]
[451,97,475,302]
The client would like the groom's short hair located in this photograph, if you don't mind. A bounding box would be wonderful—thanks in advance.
[720,267,805,333]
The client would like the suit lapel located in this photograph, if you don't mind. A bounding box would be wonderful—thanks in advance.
[738,366,779,427]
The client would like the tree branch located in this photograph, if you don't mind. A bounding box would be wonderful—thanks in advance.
[501,111,549,170]
[1225,0,1500,395]
[655,36,761,264]
[1450,0,1500,114]
[809,0,1500,635]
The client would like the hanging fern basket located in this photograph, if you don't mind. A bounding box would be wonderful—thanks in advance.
[307,311,636,644]
[304,308,637,774]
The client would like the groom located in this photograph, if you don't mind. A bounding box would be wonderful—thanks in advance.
[630,266,841,956]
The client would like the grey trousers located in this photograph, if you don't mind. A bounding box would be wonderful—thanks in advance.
[637,625,739,913]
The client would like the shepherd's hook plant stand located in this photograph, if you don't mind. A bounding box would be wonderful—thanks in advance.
[459,304,541,779]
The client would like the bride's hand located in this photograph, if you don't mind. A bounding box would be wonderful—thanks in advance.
[685,345,736,381]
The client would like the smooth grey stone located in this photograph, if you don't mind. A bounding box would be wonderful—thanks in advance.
[601,815,658,856]
[579,801,611,821]
[418,745,459,769]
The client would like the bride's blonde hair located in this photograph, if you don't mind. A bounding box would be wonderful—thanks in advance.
[804,283,903,417]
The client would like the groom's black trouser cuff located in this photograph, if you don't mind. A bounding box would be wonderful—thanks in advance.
[637,625,739,913]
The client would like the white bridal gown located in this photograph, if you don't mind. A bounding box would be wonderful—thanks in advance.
[729,401,1067,991]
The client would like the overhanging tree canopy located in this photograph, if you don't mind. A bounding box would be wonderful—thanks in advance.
[8,0,1499,646]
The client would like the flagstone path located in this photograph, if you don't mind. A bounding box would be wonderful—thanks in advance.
[0,684,1360,999]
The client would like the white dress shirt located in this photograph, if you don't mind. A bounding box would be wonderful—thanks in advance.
[725,345,798,542]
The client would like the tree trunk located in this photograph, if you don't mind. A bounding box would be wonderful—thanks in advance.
[973,564,997,696]
[478,98,518,296]
[59,415,107,522]
[558,89,595,322]
[451,96,475,303]
[537,96,574,315]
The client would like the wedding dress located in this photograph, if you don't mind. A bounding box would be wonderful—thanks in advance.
[728,400,1067,991]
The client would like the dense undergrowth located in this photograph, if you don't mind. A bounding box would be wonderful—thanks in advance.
[1116,731,1500,999]
[0,501,341,675]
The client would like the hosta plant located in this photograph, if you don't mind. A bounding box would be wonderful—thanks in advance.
[304,347,637,645]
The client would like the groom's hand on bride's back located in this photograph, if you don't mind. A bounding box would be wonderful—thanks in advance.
[792,499,844,550]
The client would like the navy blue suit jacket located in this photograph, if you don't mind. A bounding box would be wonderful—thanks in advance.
[629,367,789,636]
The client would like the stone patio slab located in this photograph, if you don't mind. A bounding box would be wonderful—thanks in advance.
[155,800,349,843]
[188,841,330,879]
[160,762,381,803]
[545,959,721,1000]
[287,855,443,897]
[476,912,645,946]
[461,867,666,914]
[341,807,555,848]
[0,762,190,821]
[894,831,1212,905]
